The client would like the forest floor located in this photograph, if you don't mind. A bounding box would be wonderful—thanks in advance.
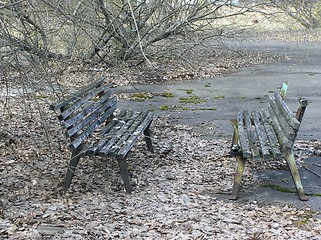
[1,31,321,239]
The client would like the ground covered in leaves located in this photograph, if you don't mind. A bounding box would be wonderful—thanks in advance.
[1,34,321,239]
[1,91,321,239]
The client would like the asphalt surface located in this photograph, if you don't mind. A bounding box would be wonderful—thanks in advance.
[116,38,321,214]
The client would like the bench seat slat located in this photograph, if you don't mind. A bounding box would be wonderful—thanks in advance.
[259,110,282,159]
[236,112,252,159]
[243,111,260,160]
[86,119,119,156]
[251,111,271,160]
[107,112,141,156]
[117,112,154,158]
[98,113,140,157]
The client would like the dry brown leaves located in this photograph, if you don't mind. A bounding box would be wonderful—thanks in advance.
[0,91,321,239]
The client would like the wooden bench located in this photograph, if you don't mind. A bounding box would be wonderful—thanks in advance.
[229,84,309,201]
[50,77,154,193]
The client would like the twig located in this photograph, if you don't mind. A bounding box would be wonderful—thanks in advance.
[127,0,151,65]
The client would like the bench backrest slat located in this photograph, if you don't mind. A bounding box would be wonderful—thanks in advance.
[70,103,115,149]
[66,97,116,137]
[273,92,300,130]
[50,78,117,150]
[268,96,296,140]
[50,77,106,111]
[63,93,115,130]
[59,85,111,121]
[267,93,300,150]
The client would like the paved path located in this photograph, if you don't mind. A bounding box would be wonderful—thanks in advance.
[116,38,321,214]
[117,39,321,140]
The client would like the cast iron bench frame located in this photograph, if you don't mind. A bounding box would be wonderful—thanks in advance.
[50,77,154,193]
[229,83,309,201]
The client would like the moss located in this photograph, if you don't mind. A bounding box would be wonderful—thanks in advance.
[159,105,170,110]
[179,95,206,104]
[262,184,321,197]
[179,89,193,94]
[261,184,296,193]
[214,95,225,99]
[131,92,153,101]
[159,105,189,111]
[162,92,174,98]
[204,83,211,87]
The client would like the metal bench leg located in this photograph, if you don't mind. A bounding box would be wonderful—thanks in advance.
[63,148,82,191]
[229,154,246,200]
[282,150,308,201]
[144,124,154,153]
[117,156,132,194]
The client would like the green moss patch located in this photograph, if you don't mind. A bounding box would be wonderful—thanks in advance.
[159,105,189,111]
[214,95,225,99]
[161,92,174,98]
[130,92,154,101]
[179,89,194,94]
[179,95,206,104]
[261,184,296,193]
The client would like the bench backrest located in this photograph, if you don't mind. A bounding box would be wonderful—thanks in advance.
[267,92,307,150]
[50,77,116,150]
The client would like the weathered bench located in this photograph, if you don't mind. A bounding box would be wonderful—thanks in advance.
[229,84,309,201]
[50,77,154,193]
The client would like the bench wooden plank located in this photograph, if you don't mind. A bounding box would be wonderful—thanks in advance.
[267,103,293,150]
[243,111,260,160]
[98,114,139,157]
[108,112,141,156]
[236,112,252,159]
[268,96,296,142]
[259,110,282,159]
[251,111,271,160]
[66,97,116,138]
[63,95,116,129]
[117,112,154,158]
[50,77,107,111]
[60,86,111,121]
[273,92,300,130]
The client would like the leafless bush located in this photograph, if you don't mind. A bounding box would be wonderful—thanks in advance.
[265,0,321,29]
[0,0,258,67]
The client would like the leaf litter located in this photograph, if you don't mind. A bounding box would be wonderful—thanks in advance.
[1,41,321,239]
[0,91,321,239]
